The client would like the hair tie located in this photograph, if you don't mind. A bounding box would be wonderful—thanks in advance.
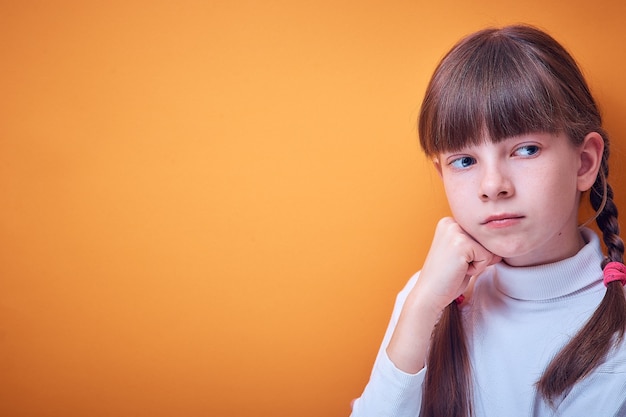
[603,262,626,287]
[455,294,465,305]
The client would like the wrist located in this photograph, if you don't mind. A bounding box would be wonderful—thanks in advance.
[406,285,450,319]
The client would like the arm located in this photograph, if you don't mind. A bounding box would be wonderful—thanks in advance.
[350,273,426,417]
[351,218,500,416]
[387,217,500,373]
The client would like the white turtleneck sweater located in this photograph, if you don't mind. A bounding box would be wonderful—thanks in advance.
[351,229,626,416]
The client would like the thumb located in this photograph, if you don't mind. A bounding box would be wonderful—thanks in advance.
[488,254,503,266]
[466,248,500,276]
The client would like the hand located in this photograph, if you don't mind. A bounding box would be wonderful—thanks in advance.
[386,217,501,373]
[415,217,502,311]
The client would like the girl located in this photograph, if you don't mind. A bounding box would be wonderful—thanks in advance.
[350,25,626,416]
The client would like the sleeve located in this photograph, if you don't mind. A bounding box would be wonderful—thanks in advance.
[349,272,426,417]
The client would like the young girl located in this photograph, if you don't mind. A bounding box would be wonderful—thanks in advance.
[350,25,626,416]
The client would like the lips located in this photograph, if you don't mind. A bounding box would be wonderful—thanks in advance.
[481,214,525,226]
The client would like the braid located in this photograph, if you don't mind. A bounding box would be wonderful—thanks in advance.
[538,138,626,403]
[590,156,624,266]
[420,302,472,417]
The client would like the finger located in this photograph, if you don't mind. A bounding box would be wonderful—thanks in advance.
[466,249,498,276]
[466,261,485,277]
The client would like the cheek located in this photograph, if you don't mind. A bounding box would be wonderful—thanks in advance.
[522,166,580,219]
[442,178,476,217]
[536,166,578,198]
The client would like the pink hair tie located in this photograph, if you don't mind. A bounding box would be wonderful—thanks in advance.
[455,294,465,305]
[603,262,626,287]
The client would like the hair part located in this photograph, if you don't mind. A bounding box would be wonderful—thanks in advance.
[418,24,626,416]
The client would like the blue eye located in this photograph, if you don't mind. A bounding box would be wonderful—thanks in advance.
[515,145,540,157]
[450,156,476,169]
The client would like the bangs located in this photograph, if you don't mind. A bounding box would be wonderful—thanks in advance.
[419,28,567,155]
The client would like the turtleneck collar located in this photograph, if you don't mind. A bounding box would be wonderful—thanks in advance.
[493,228,605,301]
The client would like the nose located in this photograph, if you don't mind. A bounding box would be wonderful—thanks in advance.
[479,164,514,201]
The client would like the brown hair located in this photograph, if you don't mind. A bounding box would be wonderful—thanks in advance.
[418,25,626,416]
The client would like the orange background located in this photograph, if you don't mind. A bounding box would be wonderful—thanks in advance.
[2,1,626,416]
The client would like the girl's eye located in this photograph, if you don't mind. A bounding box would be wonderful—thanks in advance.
[449,156,476,169]
[514,145,540,157]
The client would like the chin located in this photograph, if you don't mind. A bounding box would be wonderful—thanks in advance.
[483,241,528,261]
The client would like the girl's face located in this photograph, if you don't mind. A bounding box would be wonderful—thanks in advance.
[435,132,601,267]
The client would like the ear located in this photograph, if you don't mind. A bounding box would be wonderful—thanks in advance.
[433,157,443,178]
[577,132,604,192]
